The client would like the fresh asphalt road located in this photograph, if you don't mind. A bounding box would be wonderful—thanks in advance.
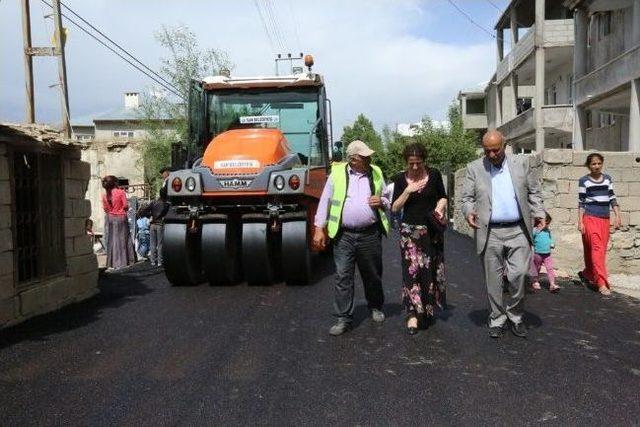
[1,230,640,425]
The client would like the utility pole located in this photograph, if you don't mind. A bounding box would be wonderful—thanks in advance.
[52,0,71,137]
[20,0,71,137]
[21,0,35,123]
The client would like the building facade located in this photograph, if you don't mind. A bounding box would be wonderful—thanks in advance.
[72,92,177,232]
[0,124,98,328]
[565,0,640,152]
[489,0,575,152]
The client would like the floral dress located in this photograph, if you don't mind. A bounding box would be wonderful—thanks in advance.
[392,170,447,320]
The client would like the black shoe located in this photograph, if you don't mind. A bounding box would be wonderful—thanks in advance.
[489,326,504,338]
[510,321,527,338]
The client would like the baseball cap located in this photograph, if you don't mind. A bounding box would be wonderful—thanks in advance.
[346,140,375,158]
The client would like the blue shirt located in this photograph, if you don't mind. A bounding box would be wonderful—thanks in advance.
[490,160,521,223]
[533,228,554,254]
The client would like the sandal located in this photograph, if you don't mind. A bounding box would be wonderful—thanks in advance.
[531,281,541,291]
[406,316,418,335]
[549,284,560,293]
[598,286,612,296]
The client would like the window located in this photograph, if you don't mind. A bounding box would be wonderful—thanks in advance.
[517,97,532,114]
[568,75,574,104]
[598,11,612,40]
[598,112,615,127]
[113,131,134,138]
[13,151,65,285]
[466,98,485,114]
[586,111,593,129]
[546,84,557,105]
[208,88,324,165]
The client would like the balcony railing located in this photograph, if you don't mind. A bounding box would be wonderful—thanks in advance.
[496,19,574,84]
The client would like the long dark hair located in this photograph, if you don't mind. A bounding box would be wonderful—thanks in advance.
[102,175,118,205]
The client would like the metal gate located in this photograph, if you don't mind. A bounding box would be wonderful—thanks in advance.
[13,151,65,286]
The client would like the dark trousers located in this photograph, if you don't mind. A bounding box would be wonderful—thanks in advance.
[333,228,384,323]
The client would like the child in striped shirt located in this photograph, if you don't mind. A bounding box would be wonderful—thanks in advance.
[577,153,622,296]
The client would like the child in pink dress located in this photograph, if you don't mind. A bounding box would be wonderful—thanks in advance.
[530,212,560,293]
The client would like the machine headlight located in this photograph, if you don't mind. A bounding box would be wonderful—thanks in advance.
[288,174,300,190]
[185,176,196,192]
[171,177,182,192]
[274,175,285,191]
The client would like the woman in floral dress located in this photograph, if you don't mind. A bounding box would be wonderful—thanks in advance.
[391,143,448,335]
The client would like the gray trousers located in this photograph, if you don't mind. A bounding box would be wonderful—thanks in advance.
[150,223,164,265]
[481,224,532,328]
[333,229,384,323]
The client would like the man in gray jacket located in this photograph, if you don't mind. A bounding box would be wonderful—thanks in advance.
[461,130,545,338]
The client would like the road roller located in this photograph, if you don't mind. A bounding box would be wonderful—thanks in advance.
[163,55,332,286]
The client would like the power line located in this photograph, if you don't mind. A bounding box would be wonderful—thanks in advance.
[263,0,286,51]
[287,0,302,53]
[40,0,183,99]
[266,0,288,51]
[57,0,179,96]
[485,0,502,11]
[253,0,277,53]
[446,0,495,39]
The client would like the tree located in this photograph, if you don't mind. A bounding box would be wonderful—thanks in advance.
[340,114,384,155]
[139,25,233,192]
[340,103,479,180]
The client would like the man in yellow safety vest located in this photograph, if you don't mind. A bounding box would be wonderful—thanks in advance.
[313,140,390,336]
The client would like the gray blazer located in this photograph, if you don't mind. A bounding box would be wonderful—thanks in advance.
[461,154,545,254]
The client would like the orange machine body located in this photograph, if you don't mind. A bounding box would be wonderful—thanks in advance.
[201,129,290,176]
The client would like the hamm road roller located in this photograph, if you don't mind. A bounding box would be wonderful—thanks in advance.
[164,56,333,286]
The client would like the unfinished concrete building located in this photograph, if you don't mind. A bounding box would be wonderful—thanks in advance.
[565,0,640,152]
[486,0,574,152]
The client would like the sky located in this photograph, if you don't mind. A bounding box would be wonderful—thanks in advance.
[1,0,509,136]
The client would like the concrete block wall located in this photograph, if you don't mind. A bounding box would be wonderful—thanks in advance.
[544,19,574,47]
[541,149,640,276]
[0,143,15,325]
[0,142,99,329]
[453,150,640,278]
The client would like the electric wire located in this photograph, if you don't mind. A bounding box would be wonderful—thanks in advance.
[253,0,277,53]
[58,0,179,96]
[446,0,496,39]
[39,0,183,99]
[485,0,502,11]
[263,0,286,51]
[264,0,287,51]
[287,0,302,53]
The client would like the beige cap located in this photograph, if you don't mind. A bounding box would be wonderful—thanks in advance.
[345,140,375,158]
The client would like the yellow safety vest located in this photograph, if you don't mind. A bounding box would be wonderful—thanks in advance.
[326,163,389,238]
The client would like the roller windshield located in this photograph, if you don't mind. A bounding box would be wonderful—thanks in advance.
[208,88,323,164]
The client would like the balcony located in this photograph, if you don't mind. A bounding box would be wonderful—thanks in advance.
[462,114,488,130]
[496,19,574,84]
[498,105,573,143]
[574,45,640,106]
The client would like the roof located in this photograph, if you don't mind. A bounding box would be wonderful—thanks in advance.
[71,106,175,126]
[0,123,81,147]
[202,72,324,90]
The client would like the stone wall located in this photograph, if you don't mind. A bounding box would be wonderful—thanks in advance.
[0,135,99,329]
[452,150,640,278]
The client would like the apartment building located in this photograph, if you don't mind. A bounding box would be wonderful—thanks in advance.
[458,84,488,136]
[565,0,640,151]
[485,0,575,152]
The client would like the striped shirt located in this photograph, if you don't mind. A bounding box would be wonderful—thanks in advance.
[578,174,618,218]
